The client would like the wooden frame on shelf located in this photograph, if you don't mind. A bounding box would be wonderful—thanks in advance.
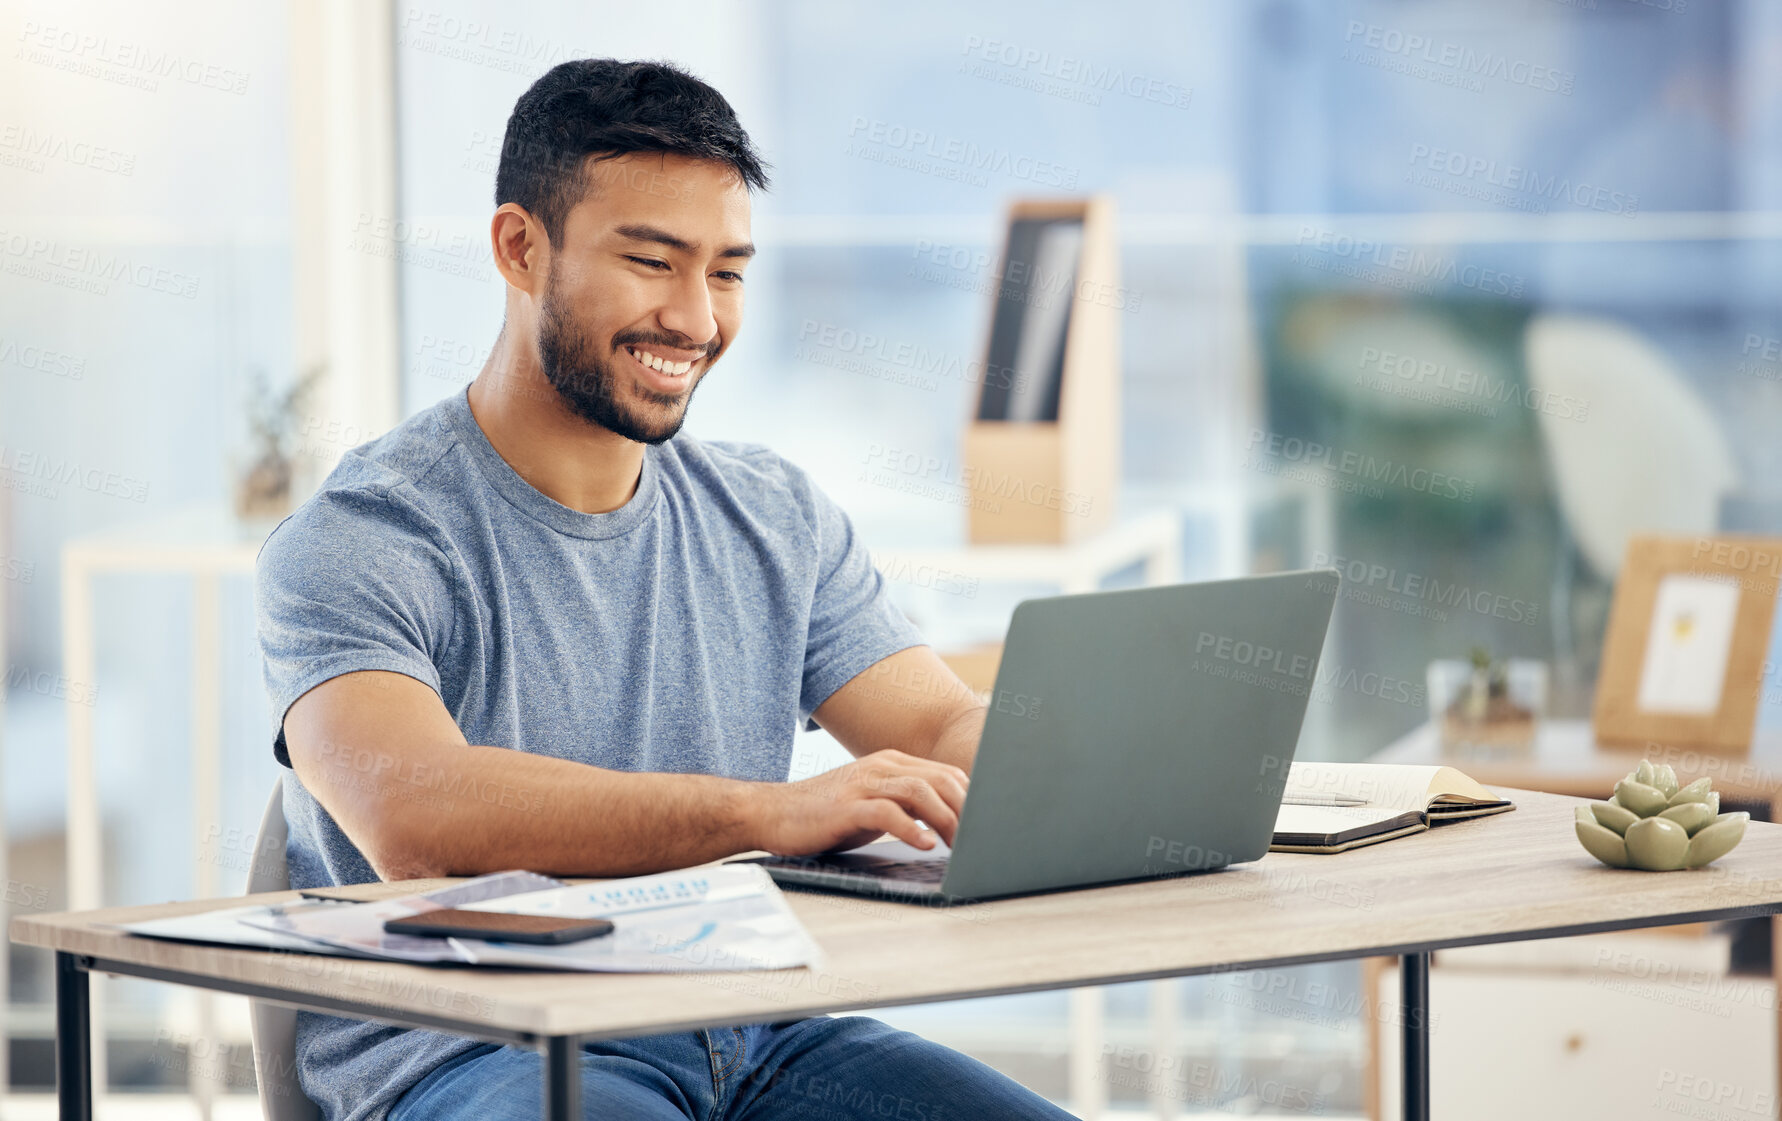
[1594,535,1782,753]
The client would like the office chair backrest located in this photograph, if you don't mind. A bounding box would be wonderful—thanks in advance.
[246,777,324,1121]
[1524,314,1737,580]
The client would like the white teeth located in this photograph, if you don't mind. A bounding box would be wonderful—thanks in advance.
[629,347,693,377]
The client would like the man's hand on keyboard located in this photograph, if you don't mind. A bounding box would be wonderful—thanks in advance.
[755,749,969,856]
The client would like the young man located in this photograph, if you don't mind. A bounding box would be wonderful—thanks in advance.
[257,58,1075,1121]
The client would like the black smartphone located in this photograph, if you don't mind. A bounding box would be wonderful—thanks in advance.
[298,887,370,903]
[383,908,615,945]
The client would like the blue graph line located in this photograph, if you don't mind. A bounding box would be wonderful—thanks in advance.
[649,922,717,953]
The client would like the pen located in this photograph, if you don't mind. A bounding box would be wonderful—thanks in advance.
[1280,794,1369,807]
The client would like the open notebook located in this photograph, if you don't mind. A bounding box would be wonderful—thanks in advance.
[1271,762,1515,854]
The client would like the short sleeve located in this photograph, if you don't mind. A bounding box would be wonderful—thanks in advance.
[792,468,927,726]
[254,486,457,768]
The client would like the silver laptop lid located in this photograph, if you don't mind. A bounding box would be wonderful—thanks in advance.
[940,569,1339,900]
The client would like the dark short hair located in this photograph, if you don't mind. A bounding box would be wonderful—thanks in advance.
[495,58,771,247]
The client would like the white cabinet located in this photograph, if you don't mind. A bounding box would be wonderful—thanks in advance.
[1375,947,1777,1121]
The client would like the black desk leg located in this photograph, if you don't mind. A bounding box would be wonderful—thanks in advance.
[1401,951,1431,1121]
[544,1033,580,1121]
[56,951,93,1121]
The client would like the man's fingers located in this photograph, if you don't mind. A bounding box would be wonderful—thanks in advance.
[887,761,969,822]
[859,771,961,844]
[896,778,960,845]
[854,798,935,850]
[921,768,968,817]
[788,755,972,851]
[868,751,969,795]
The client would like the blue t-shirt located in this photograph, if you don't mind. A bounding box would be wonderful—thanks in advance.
[254,385,924,1121]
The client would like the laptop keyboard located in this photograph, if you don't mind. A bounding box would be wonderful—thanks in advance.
[762,854,950,884]
[861,859,949,883]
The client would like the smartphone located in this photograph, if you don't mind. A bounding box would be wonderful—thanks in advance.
[298,887,370,903]
[383,908,615,945]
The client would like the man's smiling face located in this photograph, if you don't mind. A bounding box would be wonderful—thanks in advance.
[535,151,755,444]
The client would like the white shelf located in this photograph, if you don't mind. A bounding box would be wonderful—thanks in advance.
[870,509,1180,593]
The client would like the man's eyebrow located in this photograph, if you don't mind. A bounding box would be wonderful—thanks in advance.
[613,223,756,260]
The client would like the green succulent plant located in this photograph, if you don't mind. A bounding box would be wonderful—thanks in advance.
[1574,760,1749,871]
[1582,755,1746,869]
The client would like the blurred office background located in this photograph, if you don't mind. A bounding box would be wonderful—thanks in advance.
[5,0,1782,1116]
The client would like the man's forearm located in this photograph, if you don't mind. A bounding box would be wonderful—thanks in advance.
[922,702,986,773]
[304,736,768,880]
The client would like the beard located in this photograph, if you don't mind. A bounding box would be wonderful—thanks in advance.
[535,274,710,445]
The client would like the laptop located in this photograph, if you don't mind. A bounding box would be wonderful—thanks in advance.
[743,569,1340,903]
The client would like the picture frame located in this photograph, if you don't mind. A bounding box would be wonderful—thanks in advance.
[1594,535,1782,753]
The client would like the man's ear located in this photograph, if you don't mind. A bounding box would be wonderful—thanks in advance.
[490,203,547,297]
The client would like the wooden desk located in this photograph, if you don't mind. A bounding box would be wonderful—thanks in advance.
[16,791,1782,1121]
[1374,720,1782,1115]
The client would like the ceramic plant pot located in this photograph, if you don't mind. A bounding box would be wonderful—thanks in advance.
[1574,760,1748,871]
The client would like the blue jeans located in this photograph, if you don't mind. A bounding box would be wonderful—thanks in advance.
[388,1016,1073,1120]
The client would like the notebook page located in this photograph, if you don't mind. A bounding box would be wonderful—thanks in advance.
[1281,763,1446,812]
[1273,802,1423,838]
